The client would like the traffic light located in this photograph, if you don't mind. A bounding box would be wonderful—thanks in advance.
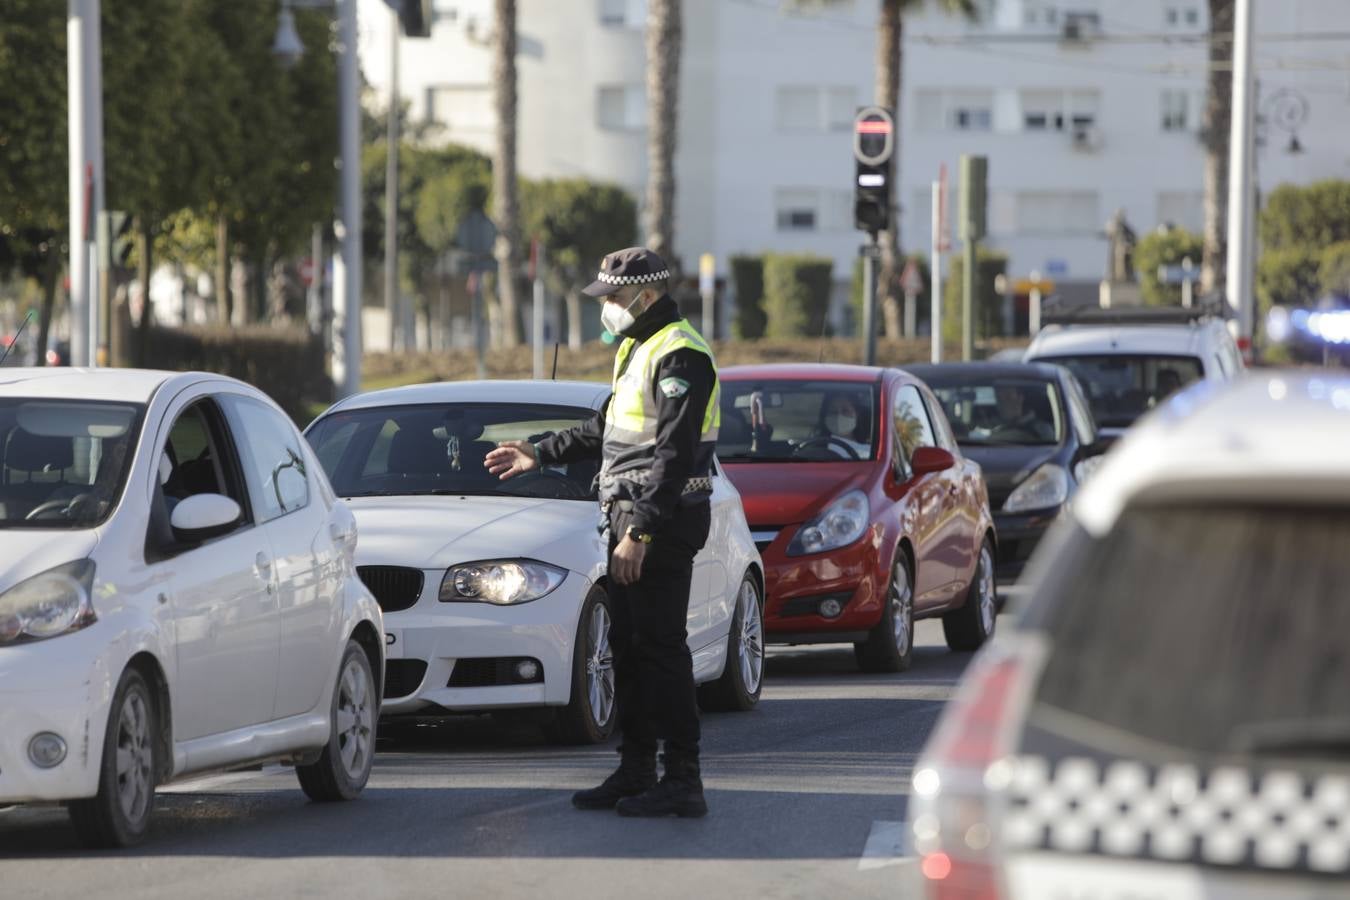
[98,211,134,269]
[958,154,988,242]
[853,106,894,235]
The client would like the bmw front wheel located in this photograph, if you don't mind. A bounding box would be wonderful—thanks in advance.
[546,586,618,745]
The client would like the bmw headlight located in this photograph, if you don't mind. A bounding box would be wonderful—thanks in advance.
[787,490,870,557]
[1003,464,1069,513]
[0,560,97,645]
[440,560,567,605]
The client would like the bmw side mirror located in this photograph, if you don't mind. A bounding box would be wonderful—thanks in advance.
[910,446,956,476]
[170,494,243,544]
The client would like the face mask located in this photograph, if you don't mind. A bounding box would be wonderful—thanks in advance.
[826,413,856,436]
[601,292,644,336]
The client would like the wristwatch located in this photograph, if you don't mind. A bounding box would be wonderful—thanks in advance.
[626,526,654,544]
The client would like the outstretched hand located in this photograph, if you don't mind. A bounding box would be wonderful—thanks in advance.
[485,440,540,480]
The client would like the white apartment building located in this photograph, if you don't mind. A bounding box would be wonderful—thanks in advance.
[359,0,1350,320]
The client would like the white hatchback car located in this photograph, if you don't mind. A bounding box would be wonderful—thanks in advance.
[305,380,765,744]
[0,368,383,848]
[1025,304,1243,442]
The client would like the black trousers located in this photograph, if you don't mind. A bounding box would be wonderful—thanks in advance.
[606,501,711,760]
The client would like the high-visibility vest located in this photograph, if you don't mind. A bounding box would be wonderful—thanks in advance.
[598,318,720,504]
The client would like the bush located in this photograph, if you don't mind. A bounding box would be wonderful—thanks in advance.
[1256,247,1321,315]
[1133,227,1204,306]
[762,253,833,339]
[942,249,1008,346]
[730,254,766,339]
[1260,180,1350,252]
[1318,240,1350,301]
[149,324,331,424]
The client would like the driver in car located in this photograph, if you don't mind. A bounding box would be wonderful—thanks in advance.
[816,393,870,459]
[990,385,1054,442]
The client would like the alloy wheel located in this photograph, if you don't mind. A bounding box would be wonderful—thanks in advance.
[737,580,764,694]
[585,604,616,729]
[977,545,996,636]
[891,561,913,655]
[115,691,154,825]
[336,656,375,780]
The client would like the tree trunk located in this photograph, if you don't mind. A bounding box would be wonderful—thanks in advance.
[877,0,903,339]
[1201,0,1234,296]
[135,217,154,368]
[491,0,522,346]
[34,240,60,368]
[215,214,231,325]
[645,0,682,266]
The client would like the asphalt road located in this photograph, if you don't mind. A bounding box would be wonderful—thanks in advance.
[1,620,973,900]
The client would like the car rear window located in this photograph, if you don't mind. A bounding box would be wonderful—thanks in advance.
[1028,504,1350,760]
[1035,354,1202,429]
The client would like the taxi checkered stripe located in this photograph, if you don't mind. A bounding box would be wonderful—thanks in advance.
[1002,755,1350,875]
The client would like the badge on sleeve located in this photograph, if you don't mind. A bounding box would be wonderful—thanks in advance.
[659,376,690,399]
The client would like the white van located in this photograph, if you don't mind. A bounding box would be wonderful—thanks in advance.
[1024,305,1243,441]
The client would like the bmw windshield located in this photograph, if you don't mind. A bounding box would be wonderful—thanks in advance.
[0,399,143,529]
[716,381,879,462]
[306,402,598,501]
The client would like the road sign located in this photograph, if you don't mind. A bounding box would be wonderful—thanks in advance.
[1044,259,1070,277]
[1159,264,1199,284]
[299,257,316,287]
[900,259,924,296]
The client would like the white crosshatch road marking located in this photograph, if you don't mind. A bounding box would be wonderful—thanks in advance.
[859,820,911,871]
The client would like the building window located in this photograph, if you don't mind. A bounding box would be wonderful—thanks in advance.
[915,89,993,132]
[426,84,494,134]
[1161,89,1189,131]
[1020,89,1099,132]
[775,189,853,232]
[599,0,646,28]
[775,86,858,133]
[1157,191,1204,231]
[1164,5,1201,28]
[1024,2,1060,29]
[596,84,645,131]
[1015,191,1100,235]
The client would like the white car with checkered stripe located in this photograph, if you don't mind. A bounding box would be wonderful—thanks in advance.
[907,371,1350,899]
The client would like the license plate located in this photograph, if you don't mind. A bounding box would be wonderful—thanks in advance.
[384,628,403,660]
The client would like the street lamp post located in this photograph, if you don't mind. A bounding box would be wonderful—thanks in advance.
[68,0,104,368]
[274,0,362,398]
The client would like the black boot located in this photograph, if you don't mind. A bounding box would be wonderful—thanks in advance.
[572,746,658,810]
[615,752,708,818]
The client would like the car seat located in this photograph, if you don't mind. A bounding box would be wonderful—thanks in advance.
[2,428,76,514]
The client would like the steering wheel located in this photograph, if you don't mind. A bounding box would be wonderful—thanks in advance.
[791,436,861,460]
[24,492,96,521]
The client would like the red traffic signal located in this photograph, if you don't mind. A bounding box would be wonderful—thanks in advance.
[853,106,894,166]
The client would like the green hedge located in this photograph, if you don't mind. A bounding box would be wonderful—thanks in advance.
[942,249,1009,346]
[148,324,331,424]
[730,254,766,339]
[762,253,834,339]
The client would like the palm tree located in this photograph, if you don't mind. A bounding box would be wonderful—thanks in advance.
[492,0,522,346]
[645,0,682,265]
[1201,0,1234,296]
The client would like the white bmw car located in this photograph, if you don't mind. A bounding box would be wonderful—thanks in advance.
[0,368,383,848]
[305,380,765,743]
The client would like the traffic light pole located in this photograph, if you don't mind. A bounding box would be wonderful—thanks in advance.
[862,234,879,367]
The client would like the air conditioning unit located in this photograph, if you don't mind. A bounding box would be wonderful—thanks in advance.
[1071,124,1103,152]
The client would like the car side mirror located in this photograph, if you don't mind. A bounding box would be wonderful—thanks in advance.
[910,446,956,476]
[170,493,242,544]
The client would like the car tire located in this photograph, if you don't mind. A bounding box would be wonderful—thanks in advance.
[69,668,158,848]
[697,573,765,713]
[545,586,618,745]
[855,551,915,674]
[942,538,998,652]
[297,641,377,802]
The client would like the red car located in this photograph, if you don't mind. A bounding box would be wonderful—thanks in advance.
[716,364,997,672]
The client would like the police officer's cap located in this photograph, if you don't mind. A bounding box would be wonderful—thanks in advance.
[582,247,670,298]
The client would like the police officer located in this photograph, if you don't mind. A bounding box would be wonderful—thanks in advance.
[485,247,719,819]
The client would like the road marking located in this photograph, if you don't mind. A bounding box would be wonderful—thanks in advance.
[859,819,911,871]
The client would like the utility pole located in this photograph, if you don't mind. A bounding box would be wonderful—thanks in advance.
[332,0,363,397]
[931,172,945,363]
[1225,0,1256,355]
[67,0,104,368]
[531,241,546,380]
[958,155,988,362]
[384,7,401,352]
